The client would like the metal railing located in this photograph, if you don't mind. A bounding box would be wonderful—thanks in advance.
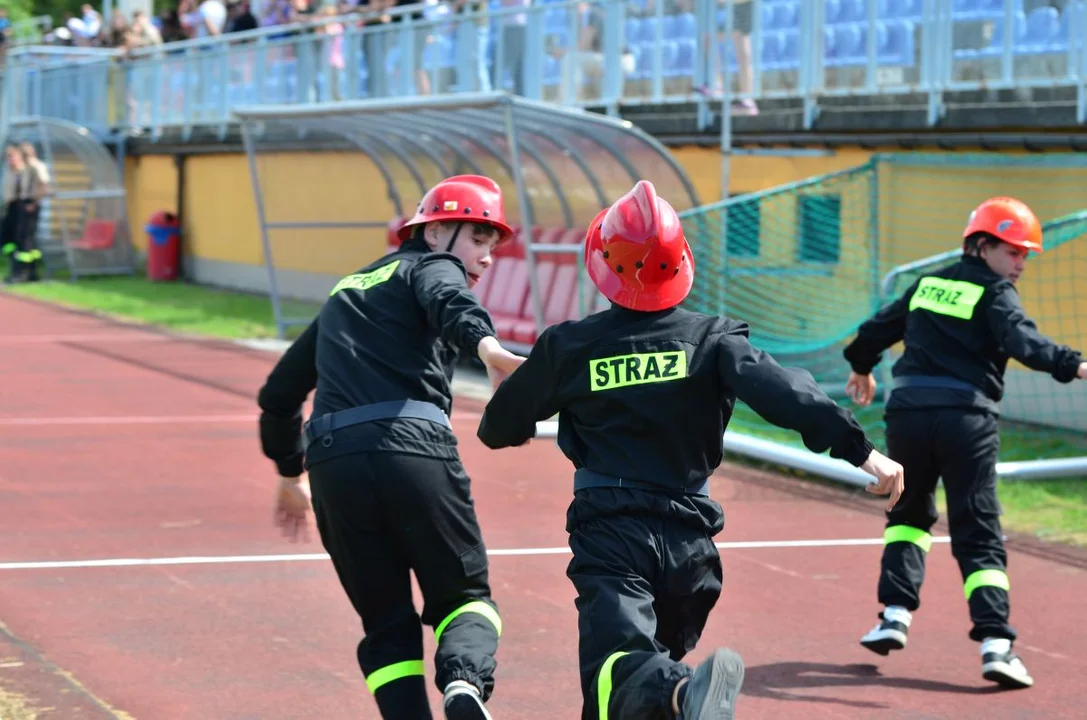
[1,0,1085,137]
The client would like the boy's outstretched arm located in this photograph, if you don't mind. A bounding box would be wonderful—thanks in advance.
[717,320,903,508]
[257,317,320,478]
[986,284,1083,382]
[841,281,915,406]
[478,329,561,449]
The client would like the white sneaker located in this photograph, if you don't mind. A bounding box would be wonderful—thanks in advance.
[443,680,493,720]
[860,607,911,656]
[981,647,1034,689]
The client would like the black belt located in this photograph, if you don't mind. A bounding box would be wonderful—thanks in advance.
[891,374,982,394]
[573,468,711,497]
[303,399,451,451]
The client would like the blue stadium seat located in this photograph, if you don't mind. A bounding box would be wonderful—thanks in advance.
[825,0,842,24]
[677,13,697,38]
[660,41,680,78]
[760,31,783,68]
[1019,6,1062,53]
[878,20,916,65]
[886,0,922,20]
[839,0,866,23]
[779,29,800,68]
[675,38,695,75]
[955,11,1026,58]
[778,1,800,29]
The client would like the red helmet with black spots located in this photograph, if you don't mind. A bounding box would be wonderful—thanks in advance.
[584,180,695,312]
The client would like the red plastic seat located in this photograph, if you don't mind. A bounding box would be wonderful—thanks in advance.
[70,219,116,251]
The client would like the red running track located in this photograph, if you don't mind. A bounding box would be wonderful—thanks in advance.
[0,292,1084,719]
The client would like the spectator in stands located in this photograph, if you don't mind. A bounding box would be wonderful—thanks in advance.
[66,4,103,43]
[157,9,189,43]
[127,10,164,48]
[226,1,260,33]
[452,0,492,92]
[390,0,433,95]
[1,145,25,283]
[104,10,131,47]
[495,0,528,95]
[554,1,635,104]
[0,9,10,65]
[359,0,394,97]
[700,0,757,116]
[182,0,229,37]
[316,4,346,100]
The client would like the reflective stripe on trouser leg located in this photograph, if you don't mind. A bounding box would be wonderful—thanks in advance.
[596,651,628,720]
[434,600,503,643]
[963,567,1014,641]
[878,525,932,611]
[884,525,933,552]
[964,569,1009,600]
[365,659,426,693]
[433,599,502,701]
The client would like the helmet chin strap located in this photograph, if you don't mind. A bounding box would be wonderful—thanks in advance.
[445,223,464,253]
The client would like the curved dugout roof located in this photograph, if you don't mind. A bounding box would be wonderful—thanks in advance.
[3,115,133,277]
[232,92,702,232]
[6,115,127,196]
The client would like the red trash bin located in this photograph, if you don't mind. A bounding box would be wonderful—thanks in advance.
[146,211,180,281]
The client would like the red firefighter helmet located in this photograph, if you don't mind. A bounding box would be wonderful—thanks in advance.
[584,180,695,312]
[398,175,514,243]
[963,197,1043,254]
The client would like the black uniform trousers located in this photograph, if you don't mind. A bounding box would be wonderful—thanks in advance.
[565,488,724,720]
[308,450,501,718]
[1,200,22,279]
[878,407,1015,642]
[3,199,41,281]
[16,199,42,279]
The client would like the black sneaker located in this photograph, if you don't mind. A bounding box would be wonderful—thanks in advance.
[982,649,1034,689]
[443,680,493,720]
[860,616,909,656]
[680,647,745,720]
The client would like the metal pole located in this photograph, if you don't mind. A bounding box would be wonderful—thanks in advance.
[503,100,546,339]
[241,121,288,339]
[717,0,735,316]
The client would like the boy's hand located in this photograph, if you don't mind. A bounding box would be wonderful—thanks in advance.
[477,336,526,391]
[860,449,905,511]
[275,475,312,543]
[845,372,877,407]
[1078,361,1087,380]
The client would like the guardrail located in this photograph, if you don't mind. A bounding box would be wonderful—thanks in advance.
[2,0,1085,137]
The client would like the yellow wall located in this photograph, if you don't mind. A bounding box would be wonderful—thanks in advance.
[123,147,1085,354]
[670,146,875,201]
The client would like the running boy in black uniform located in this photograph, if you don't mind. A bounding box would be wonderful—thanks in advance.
[258,175,526,720]
[476,180,904,719]
[843,196,1087,690]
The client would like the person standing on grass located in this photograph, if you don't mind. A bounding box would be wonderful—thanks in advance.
[842,196,1087,690]
[476,180,904,719]
[257,175,526,720]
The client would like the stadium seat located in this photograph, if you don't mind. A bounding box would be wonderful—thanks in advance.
[839,0,866,23]
[1019,6,1062,53]
[510,248,580,345]
[69,219,116,251]
[482,234,531,342]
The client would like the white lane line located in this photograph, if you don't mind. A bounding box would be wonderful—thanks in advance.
[0,414,257,426]
[0,537,952,571]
